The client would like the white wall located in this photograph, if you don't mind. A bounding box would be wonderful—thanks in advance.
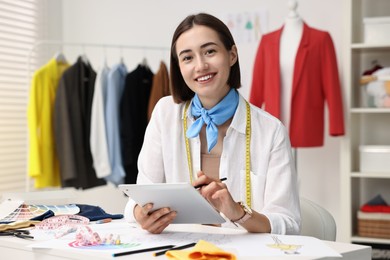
[57,0,345,240]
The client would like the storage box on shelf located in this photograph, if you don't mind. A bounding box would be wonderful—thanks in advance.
[364,16,390,44]
[359,145,390,173]
[358,211,390,239]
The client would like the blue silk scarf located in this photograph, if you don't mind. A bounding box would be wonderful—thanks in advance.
[186,88,239,152]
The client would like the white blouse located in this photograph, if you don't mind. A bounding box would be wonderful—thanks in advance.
[124,94,301,235]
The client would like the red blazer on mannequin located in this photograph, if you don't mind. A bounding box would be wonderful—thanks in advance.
[249,23,345,147]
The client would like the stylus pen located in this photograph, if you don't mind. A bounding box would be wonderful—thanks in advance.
[194,177,227,190]
[112,245,174,257]
[153,242,197,257]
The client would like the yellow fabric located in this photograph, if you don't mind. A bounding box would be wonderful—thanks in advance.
[0,220,40,232]
[27,58,70,188]
[165,240,236,260]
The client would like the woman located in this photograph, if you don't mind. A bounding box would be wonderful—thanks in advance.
[124,13,301,235]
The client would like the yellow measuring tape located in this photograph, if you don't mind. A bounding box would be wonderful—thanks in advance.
[183,100,252,208]
[183,101,194,184]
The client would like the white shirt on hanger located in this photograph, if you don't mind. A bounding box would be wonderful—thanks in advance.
[90,65,112,178]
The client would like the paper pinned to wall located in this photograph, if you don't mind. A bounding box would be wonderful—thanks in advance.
[221,10,269,44]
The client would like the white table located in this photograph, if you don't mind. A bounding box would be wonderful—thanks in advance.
[0,222,371,260]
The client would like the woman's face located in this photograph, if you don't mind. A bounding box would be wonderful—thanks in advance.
[175,25,237,108]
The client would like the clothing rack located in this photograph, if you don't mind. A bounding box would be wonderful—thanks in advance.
[26,40,170,80]
[29,40,170,51]
[25,40,170,192]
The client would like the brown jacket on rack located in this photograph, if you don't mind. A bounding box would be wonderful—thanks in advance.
[147,61,170,121]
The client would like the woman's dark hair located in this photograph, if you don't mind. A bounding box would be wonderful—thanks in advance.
[169,13,241,103]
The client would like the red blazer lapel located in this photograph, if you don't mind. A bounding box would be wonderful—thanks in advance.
[271,28,283,118]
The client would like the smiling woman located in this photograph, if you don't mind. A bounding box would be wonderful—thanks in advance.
[124,13,301,235]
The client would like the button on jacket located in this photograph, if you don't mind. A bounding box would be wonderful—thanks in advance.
[125,95,301,235]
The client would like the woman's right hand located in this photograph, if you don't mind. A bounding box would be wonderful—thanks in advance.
[134,203,177,234]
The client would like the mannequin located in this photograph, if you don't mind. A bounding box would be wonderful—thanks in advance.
[279,0,303,128]
[249,0,345,148]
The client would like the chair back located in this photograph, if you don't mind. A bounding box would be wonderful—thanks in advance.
[300,197,337,241]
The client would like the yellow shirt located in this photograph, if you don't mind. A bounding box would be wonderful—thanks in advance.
[27,58,69,188]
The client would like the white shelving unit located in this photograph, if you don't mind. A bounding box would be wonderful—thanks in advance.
[341,0,390,245]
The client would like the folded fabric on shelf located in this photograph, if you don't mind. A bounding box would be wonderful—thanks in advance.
[360,194,390,213]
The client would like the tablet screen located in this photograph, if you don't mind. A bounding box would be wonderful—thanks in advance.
[118,183,226,224]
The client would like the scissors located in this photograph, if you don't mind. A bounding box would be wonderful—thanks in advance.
[0,229,34,239]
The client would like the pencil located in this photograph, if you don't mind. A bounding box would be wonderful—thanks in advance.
[194,177,227,189]
[112,245,174,257]
[153,242,197,257]
[95,218,112,224]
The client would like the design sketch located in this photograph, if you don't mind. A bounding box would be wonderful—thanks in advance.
[223,10,268,44]
[267,235,302,254]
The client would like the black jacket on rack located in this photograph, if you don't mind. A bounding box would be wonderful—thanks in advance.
[120,64,154,184]
[54,57,106,189]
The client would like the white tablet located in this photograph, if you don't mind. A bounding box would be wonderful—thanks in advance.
[118,183,226,224]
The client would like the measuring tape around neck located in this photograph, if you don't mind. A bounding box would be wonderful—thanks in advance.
[183,100,252,208]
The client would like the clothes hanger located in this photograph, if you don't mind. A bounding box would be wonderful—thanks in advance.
[80,45,90,65]
[140,49,151,70]
[141,57,149,68]
[119,46,125,65]
[103,46,109,68]
[54,50,67,63]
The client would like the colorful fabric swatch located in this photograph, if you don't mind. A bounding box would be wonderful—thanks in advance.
[0,203,80,222]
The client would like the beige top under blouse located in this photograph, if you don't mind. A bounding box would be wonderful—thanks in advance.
[199,119,232,180]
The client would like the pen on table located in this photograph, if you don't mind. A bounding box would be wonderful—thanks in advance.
[112,245,174,257]
[95,218,112,224]
[194,177,227,190]
[153,242,197,257]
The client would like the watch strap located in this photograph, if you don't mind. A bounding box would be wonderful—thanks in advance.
[231,202,252,225]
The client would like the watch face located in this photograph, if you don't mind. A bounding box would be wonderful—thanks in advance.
[240,202,253,214]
